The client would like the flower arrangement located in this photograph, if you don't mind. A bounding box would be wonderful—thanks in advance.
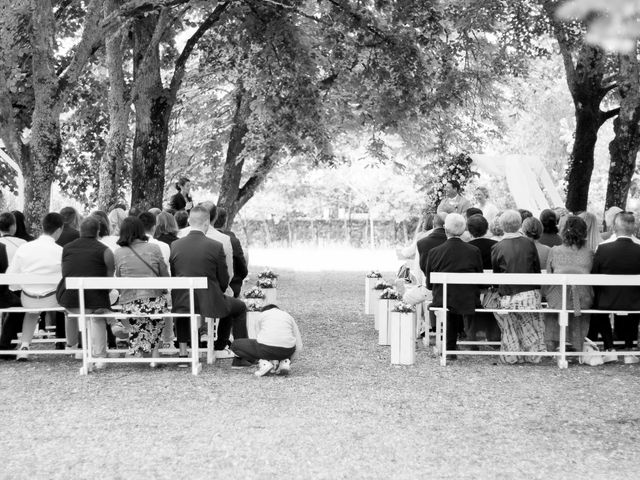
[245,300,263,312]
[427,152,479,210]
[244,287,266,299]
[373,280,392,290]
[392,301,416,313]
[366,271,382,278]
[258,269,279,280]
[256,278,275,289]
[379,288,401,300]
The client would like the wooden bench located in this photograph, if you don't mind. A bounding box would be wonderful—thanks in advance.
[0,273,70,356]
[429,272,640,369]
[65,276,209,375]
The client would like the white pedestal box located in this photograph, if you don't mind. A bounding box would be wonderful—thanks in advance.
[390,311,416,365]
[246,311,260,339]
[378,299,393,346]
[364,277,379,314]
[263,288,277,305]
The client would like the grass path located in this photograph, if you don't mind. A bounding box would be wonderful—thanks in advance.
[1,269,639,479]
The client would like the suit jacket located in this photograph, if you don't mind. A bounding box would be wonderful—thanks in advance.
[219,229,248,297]
[426,238,483,315]
[469,237,497,270]
[56,225,80,247]
[417,228,447,275]
[592,237,640,310]
[0,243,19,307]
[170,230,230,318]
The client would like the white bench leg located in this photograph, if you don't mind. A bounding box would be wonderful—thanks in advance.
[206,317,215,365]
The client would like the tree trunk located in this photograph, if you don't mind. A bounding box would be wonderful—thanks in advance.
[25,0,60,233]
[130,13,169,212]
[98,0,129,211]
[605,53,640,211]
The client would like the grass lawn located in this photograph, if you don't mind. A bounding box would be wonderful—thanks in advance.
[1,266,640,479]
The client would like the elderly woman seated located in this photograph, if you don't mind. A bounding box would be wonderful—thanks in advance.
[491,210,546,364]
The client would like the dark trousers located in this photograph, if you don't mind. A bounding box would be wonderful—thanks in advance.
[0,312,25,353]
[588,314,614,350]
[176,296,248,348]
[614,314,640,349]
[231,338,295,362]
[446,312,461,352]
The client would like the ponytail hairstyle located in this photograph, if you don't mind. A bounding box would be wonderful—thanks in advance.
[176,177,190,192]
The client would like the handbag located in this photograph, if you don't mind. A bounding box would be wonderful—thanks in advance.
[580,337,604,366]
[403,285,429,305]
[481,287,501,309]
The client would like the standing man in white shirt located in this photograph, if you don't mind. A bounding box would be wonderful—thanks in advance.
[7,213,64,360]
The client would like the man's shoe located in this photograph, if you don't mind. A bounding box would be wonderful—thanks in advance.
[254,359,275,377]
[67,344,83,360]
[16,346,29,361]
[602,349,618,363]
[178,355,189,368]
[231,358,254,369]
[445,354,458,361]
[215,347,236,359]
[274,358,291,375]
[624,355,639,364]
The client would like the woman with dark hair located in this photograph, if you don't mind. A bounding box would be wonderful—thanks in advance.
[168,177,193,212]
[11,211,34,241]
[154,211,179,246]
[114,217,169,366]
[544,216,595,360]
[436,180,471,215]
[522,217,551,267]
[539,209,562,247]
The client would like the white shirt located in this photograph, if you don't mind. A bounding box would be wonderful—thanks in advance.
[100,235,119,252]
[256,308,303,352]
[0,235,27,264]
[6,235,62,295]
[599,234,640,246]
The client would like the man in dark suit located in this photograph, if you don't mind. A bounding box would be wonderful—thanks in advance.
[591,211,640,364]
[170,206,247,361]
[426,213,483,357]
[213,207,248,298]
[417,213,447,276]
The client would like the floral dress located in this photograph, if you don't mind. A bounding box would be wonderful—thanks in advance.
[121,295,169,356]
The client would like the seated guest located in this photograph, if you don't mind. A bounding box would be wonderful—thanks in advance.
[174,209,189,231]
[148,207,162,218]
[91,211,119,252]
[397,212,435,285]
[107,207,127,237]
[154,211,180,246]
[522,217,550,267]
[114,217,169,365]
[467,214,500,343]
[170,206,247,361]
[56,217,114,365]
[0,213,26,358]
[491,210,545,364]
[139,212,170,270]
[57,207,80,246]
[231,304,303,376]
[544,216,594,357]
[12,210,34,241]
[465,207,483,218]
[600,206,622,242]
[213,207,248,298]
[417,213,447,276]
[426,213,483,358]
[7,213,64,360]
[539,209,562,247]
[590,211,640,364]
[489,213,504,241]
[518,209,533,221]
[578,211,603,252]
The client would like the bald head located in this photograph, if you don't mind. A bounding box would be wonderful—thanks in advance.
[188,206,210,232]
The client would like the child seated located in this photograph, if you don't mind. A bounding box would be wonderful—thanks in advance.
[230,304,302,376]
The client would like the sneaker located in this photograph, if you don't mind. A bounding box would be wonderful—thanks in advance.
[16,346,29,362]
[274,358,291,375]
[201,334,209,343]
[624,355,640,364]
[602,349,618,363]
[254,359,275,377]
[215,347,236,359]
[94,361,107,370]
[231,358,254,369]
[67,344,83,360]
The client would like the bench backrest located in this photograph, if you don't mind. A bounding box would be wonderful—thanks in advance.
[65,277,208,290]
[430,272,640,287]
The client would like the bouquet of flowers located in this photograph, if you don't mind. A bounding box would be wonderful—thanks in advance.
[258,269,279,280]
[366,270,382,278]
[256,278,275,289]
[244,287,266,299]
[373,280,392,290]
[245,300,263,312]
[379,288,401,300]
[392,301,416,313]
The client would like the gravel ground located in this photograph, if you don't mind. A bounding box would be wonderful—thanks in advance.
[1,269,640,479]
